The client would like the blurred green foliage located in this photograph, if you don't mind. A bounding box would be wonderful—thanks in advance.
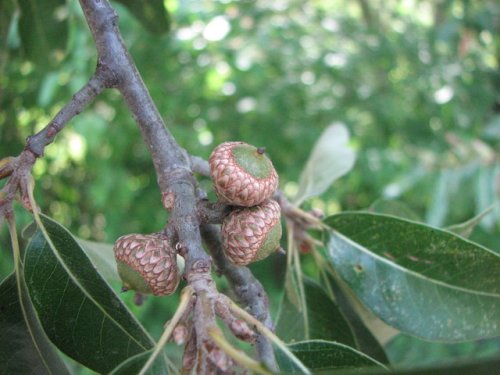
[1,0,499,371]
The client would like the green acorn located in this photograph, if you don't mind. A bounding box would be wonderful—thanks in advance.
[222,199,282,266]
[113,233,180,296]
[209,142,278,207]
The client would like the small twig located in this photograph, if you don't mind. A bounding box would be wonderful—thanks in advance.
[226,296,311,375]
[25,69,109,157]
[190,155,211,177]
[139,286,194,375]
[208,327,273,375]
[200,224,279,371]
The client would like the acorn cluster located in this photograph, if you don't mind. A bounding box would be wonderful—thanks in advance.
[209,141,282,266]
[112,141,281,296]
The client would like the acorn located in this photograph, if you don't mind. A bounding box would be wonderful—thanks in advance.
[222,199,282,266]
[113,233,180,296]
[209,142,278,207]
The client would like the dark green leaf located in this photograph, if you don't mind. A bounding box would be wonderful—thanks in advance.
[18,0,68,67]
[276,278,357,347]
[0,0,16,52]
[275,340,385,374]
[325,212,500,341]
[114,0,170,34]
[24,215,155,373]
[0,274,70,375]
[109,349,169,375]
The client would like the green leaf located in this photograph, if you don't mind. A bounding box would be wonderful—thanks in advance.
[0,274,70,375]
[18,0,68,67]
[275,340,385,374]
[276,278,357,347]
[109,349,169,375]
[446,206,495,239]
[114,0,170,34]
[23,215,155,373]
[77,238,121,283]
[325,212,500,341]
[294,124,356,205]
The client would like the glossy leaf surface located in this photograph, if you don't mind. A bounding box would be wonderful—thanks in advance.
[325,212,500,341]
[24,215,154,373]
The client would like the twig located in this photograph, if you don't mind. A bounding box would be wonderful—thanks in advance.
[226,296,311,375]
[139,286,194,375]
[25,68,109,157]
[208,327,273,375]
[200,224,279,372]
[190,155,211,177]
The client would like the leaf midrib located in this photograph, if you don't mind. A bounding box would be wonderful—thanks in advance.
[30,226,153,351]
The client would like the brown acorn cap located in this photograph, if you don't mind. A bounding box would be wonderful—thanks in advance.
[222,199,282,266]
[209,142,278,207]
[113,234,180,296]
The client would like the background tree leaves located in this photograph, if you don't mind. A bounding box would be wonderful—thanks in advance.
[18,0,68,68]
[114,0,170,34]
[23,215,156,374]
[294,124,356,206]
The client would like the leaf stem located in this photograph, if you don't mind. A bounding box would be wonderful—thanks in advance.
[138,286,194,375]
[207,326,273,375]
[226,298,311,375]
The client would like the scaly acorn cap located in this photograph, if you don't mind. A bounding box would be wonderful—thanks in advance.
[113,233,180,296]
[209,141,278,207]
[222,199,282,266]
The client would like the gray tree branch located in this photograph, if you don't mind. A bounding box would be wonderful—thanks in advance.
[77,0,278,370]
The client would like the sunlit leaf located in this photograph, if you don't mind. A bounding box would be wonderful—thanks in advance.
[0,274,70,375]
[275,340,385,374]
[294,123,356,206]
[24,215,155,373]
[325,212,500,341]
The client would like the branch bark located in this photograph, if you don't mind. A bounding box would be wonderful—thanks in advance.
[77,0,278,371]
